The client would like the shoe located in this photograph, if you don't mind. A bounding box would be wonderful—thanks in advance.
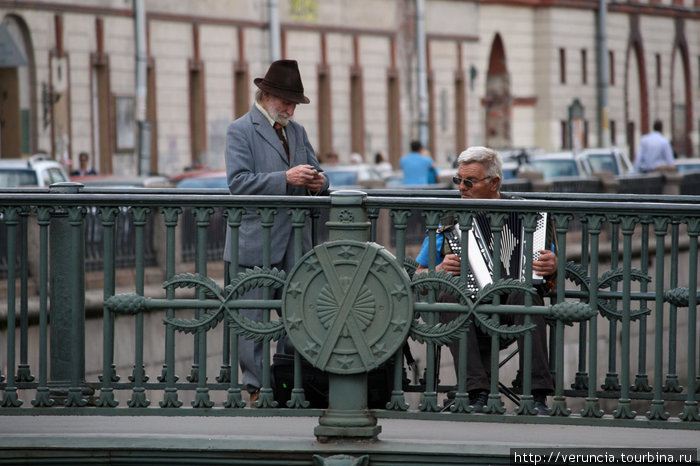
[469,390,489,413]
[533,394,550,415]
[249,390,260,405]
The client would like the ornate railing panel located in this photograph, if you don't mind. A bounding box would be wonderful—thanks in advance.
[0,185,698,438]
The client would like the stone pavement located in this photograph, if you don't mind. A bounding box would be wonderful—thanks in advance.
[0,415,697,463]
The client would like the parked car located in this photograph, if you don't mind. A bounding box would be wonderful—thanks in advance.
[0,154,69,187]
[171,169,228,189]
[70,173,172,188]
[673,158,700,174]
[527,152,591,179]
[576,147,633,176]
[321,163,384,189]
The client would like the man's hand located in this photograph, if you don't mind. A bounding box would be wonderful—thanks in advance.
[304,171,325,193]
[533,249,557,277]
[286,164,321,188]
[437,253,461,275]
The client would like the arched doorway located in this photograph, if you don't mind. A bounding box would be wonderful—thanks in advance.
[485,34,511,149]
[0,15,36,158]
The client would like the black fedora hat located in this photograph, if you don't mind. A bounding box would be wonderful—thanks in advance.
[254,59,310,104]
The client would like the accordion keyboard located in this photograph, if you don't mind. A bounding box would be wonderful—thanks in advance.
[528,212,548,281]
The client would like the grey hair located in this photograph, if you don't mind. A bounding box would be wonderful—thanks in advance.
[255,88,265,103]
[456,146,503,180]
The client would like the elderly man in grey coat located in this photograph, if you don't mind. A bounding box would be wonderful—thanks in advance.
[223,59,329,405]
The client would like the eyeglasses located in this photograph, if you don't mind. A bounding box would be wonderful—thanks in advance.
[452,176,492,188]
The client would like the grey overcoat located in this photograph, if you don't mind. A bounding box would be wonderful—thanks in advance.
[223,104,329,267]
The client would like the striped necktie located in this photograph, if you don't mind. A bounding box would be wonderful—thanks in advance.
[273,122,289,159]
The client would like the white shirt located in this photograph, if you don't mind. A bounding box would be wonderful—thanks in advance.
[634,131,674,173]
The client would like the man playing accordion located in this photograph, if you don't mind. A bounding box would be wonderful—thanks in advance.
[415,146,557,414]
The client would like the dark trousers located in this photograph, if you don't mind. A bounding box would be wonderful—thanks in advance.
[443,291,554,394]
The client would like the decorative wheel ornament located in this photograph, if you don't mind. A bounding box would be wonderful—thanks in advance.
[283,240,412,374]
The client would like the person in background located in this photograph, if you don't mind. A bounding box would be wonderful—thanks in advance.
[374,151,393,178]
[400,140,436,185]
[350,152,364,164]
[634,119,675,173]
[414,146,556,415]
[71,151,98,176]
[223,59,329,405]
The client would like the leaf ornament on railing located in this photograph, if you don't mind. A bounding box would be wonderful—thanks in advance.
[596,267,652,320]
[408,273,538,343]
[161,273,227,334]
[471,279,538,338]
[164,272,224,298]
[224,266,286,299]
[403,257,419,278]
[664,287,700,308]
[222,267,287,343]
[408,270,473,344]
[564,261,589,288]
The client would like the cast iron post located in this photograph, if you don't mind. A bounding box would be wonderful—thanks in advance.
[49,183,87,404]
[314,190,379,440]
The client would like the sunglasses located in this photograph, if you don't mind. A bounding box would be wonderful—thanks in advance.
[452,176,492,188]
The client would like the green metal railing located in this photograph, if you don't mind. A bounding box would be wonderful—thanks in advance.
[1,184,698,439]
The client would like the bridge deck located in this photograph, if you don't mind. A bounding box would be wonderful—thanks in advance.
[1,415,697,464]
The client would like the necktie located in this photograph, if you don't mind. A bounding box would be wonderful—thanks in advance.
[273,122,290,159]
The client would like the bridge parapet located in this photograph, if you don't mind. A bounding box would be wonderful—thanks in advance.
[1,186,699,444]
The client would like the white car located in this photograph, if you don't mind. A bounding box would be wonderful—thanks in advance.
[320,163,385,189]
[576,147,633,176]
[0,155,69,187]
[527,152,591,179]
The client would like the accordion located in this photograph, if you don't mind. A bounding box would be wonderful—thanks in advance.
[442,211,548,290]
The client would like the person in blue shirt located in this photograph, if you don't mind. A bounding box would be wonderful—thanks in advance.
[415,146,556,414]
[633,120,675,173]
[400,140,437,185]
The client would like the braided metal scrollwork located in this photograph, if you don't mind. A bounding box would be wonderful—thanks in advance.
[663,287,700,308]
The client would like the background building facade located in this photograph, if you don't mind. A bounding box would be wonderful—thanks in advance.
[1,0,698,176]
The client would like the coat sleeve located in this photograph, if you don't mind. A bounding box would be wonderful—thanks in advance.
[298,125,330,193]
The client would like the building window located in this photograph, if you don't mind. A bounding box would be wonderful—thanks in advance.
[234,64,249,119]
[146,62,158,175]
[350,67,365,156]
[317,64,332,159]
[454,72,466,155]
[626,121,636,161]
[387,71,401,165]
[559,48,566,84]
[609,50,615,86]
[581,49,587,85]
[189,64,206,167]
[656,54,661,87]
[561,120,569,149]
[610,119,616,146]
